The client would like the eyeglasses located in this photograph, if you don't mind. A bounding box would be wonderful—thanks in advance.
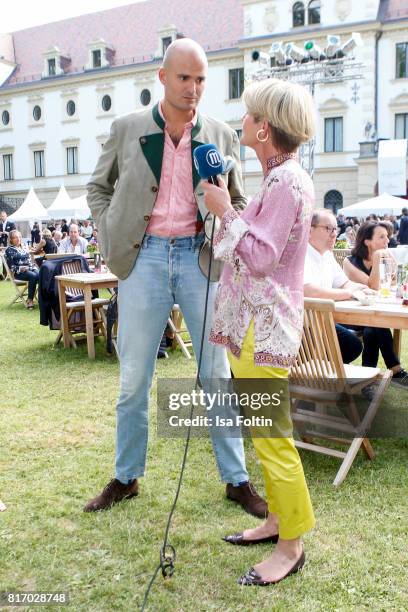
[312,225,338,235]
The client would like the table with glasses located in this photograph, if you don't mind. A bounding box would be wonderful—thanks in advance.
[333,297,408,358]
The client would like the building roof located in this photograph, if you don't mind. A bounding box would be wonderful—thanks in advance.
[379,0,408,21]
[7,0,243,85]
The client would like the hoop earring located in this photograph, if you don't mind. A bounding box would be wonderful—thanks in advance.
[256,129,269,143]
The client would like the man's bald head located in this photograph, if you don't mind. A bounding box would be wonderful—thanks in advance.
[163,38,208,70]
[159,38,208,116]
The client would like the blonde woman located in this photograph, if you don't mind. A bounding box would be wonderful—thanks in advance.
[5,230,39,309]
[202,78,316,585]
[30,228,57,255]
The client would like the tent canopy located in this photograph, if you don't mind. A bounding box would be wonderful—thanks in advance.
[8,187,50,223]
[47,186,73,217]
[47,187,91,220]
[338,193,408,217]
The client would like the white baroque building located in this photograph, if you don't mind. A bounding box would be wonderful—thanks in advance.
[0,0,407,214]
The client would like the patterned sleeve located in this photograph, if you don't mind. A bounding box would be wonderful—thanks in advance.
[214,167,309,276]
[212,209,248,262]
[5,247,29,274]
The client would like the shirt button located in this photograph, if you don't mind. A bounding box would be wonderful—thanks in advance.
[151,186,158,193]
[144,215,150,221]
[133,243,140,249]
[140,137,147,145]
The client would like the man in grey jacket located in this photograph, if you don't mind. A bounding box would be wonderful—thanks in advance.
[85,38,266,518]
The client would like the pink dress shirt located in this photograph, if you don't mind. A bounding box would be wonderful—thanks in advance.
[146,104,198,237]
[209,159,315,368]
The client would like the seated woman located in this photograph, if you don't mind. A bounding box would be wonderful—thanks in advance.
[5,229,39,309]
[89,228,98,247]
[343,221,408,386]
[31,228,58,256]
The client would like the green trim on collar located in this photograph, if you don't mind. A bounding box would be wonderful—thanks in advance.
[191,114,202,139]
[153,102,202,137]
[152,103,165,131]
[147,105,204,188]
[139,133,165,186]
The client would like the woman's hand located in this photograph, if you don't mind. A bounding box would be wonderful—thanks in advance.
[201,179,234,219]
[373,248,392,260]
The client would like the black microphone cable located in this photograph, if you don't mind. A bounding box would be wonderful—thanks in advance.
[140,186,218,611]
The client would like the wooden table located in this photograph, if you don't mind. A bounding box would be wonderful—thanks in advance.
[56,272,118,359]
[334,299,408,357]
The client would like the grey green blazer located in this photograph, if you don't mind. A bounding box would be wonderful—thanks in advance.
[87,103,246,279]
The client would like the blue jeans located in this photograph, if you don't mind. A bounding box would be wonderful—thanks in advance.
[115,234,248,486]
[15,269,39,300]
[335,324,362,364]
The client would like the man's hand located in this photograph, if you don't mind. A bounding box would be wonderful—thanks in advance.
[361,287,376,295]
[19,266,29,273]
[201,179,234,219]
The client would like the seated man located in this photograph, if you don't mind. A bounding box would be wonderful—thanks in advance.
[304,209,371,364]
[80,220,93,241]
[58,223,88,255]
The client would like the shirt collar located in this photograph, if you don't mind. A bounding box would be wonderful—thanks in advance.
[158,101,197,128]
[308,243,330,260]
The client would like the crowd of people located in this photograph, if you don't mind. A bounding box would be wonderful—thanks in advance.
[335,210,405,249]
[0,214,99,309]
[304,210,408,387]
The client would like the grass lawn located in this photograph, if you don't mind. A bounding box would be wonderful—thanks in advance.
[0,279,407,611]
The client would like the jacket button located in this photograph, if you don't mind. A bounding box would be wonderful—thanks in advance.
[140,137,147,145]
[151,186,158,193]
[144,215,150,221]
[133,243,140,249]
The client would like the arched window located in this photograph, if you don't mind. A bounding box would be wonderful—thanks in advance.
[324,190,343,214]
[292,2,305,27]
[308,0,321,25]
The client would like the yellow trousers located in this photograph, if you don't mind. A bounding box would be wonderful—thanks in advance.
[228,321,315,539]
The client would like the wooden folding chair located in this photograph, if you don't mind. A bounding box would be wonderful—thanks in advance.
[0,249,11,281]
[1,255,36,307]
[290,298,392,486]
[332,248,351,268]
[55,260,110,348]
[167,305,192,359]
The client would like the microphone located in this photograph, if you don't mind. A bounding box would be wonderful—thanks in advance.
[193,144,234,184]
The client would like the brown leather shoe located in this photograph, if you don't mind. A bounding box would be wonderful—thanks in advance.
[226,482,268,518]
[83,478,138,512]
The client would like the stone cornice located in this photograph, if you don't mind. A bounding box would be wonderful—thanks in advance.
[238,20,382,49]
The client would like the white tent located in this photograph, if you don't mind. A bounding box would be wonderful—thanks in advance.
[338,193,408,217]
[47,187,91,220]
[68,195,92,220]
[8,187,50,223]
[46,185,73,218]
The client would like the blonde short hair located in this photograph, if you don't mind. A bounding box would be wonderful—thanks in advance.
[243,78,316,152]
[42,228,52,239]
[9,229,21,245]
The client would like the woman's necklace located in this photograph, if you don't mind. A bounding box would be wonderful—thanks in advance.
[266,152,297,170]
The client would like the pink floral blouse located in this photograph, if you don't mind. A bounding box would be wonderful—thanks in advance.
[209,159,314,368]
